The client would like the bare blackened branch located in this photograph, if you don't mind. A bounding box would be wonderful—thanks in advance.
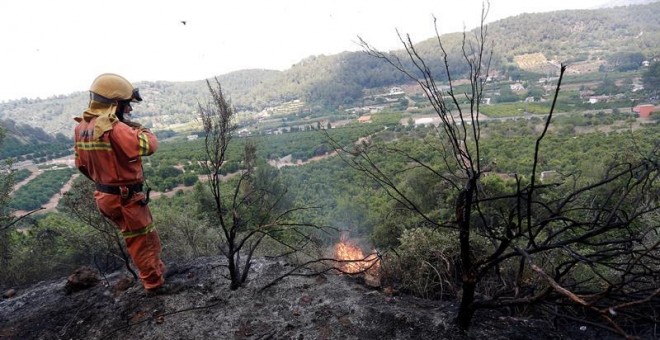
[0,207,44,231]
[528,64,568,231]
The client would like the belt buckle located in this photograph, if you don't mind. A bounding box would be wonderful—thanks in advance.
[119,186,129,199]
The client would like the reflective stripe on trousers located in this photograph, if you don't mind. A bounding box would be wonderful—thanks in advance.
[121,224,156,238]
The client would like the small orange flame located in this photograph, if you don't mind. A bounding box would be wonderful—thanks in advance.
[333,239,381,282]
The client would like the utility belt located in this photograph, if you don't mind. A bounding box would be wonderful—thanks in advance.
[95,183,150,205]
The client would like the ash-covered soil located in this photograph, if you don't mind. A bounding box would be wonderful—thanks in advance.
[0,257,610,339]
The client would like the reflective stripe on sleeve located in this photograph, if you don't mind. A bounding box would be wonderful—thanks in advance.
[75,141,112,151]
[121,224,156,238]
[138,133,150,156]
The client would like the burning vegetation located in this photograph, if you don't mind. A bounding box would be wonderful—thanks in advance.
[333,237,381,287]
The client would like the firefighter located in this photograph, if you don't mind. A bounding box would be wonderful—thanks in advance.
[73,73,168,293]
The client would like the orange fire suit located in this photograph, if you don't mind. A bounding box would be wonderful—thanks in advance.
[74,108,164,290]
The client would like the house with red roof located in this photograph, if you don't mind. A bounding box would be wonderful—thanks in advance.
[633,104,656,118]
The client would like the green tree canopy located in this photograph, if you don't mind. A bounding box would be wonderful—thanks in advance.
[642,61,660,91]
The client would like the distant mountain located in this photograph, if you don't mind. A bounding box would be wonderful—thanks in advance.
[1,2,658,136]
[0,70,283,138]
[480,2,659,63]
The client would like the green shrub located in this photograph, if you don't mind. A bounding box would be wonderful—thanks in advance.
[384,228,461,299]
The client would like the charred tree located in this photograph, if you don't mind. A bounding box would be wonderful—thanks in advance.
[199,78,323,290]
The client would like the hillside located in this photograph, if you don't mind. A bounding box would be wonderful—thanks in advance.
[0,2,658,136]
[0,118,71,162]
[0,70,283,138]
[484,4,659,61]
[0,257,611,339]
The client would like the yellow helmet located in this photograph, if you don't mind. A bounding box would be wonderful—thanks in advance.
[89,73,142,103]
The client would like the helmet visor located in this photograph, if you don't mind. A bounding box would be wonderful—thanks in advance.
[132,88,143,102]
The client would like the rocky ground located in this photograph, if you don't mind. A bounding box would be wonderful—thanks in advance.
[0,257,625,340]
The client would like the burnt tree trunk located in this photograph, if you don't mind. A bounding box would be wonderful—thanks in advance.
[456,175,477,330]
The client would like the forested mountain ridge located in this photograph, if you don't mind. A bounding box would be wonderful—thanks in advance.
[484,4,659,62]
[0,70,283,139]
[0,118,71,162]
[1,2,658,136]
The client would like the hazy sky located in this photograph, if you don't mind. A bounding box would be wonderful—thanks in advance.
[0,0,609,102]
